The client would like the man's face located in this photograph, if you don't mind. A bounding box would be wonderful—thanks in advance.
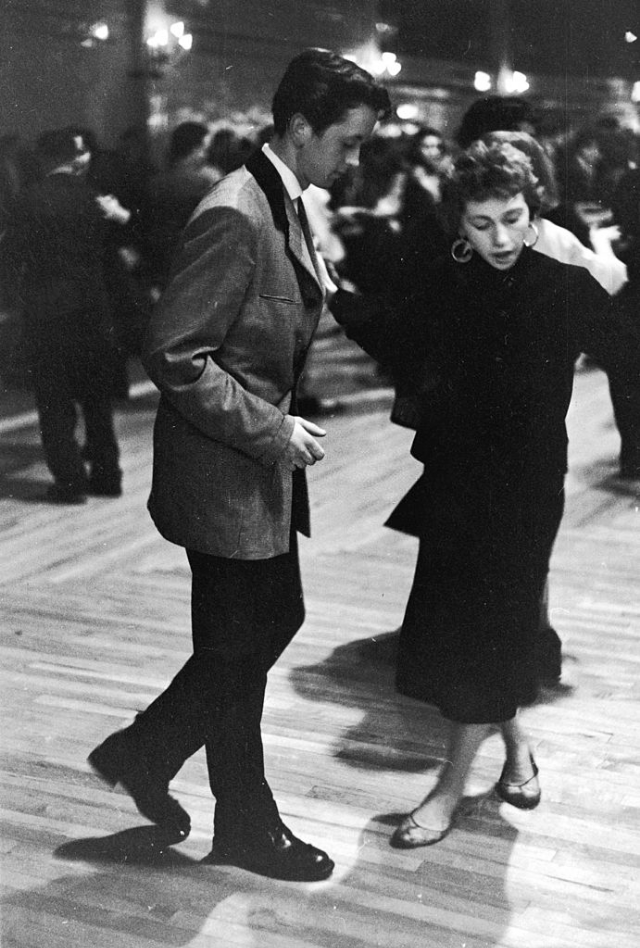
[297,105,378,190]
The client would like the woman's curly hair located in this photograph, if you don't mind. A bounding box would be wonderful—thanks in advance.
[439,140,541,237]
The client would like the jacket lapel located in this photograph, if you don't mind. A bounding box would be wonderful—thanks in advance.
[245,150,323,297]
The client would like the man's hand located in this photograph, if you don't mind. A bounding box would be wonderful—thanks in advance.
[284,416,327,471]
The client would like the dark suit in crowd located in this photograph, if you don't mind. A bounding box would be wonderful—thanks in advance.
[2,134,121,501]
[610,167,640,478]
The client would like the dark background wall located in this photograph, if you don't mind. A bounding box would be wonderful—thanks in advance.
[0,0,378,146]
[1,0,143,143]
[380,0,639,78]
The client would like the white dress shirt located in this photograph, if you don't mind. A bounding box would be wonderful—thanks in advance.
[261,143,337,294]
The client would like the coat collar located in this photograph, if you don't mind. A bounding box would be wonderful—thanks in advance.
[245,149,323,296]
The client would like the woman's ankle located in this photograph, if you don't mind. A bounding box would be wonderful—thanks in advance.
[502,747,536,784]
[413,788,461,828]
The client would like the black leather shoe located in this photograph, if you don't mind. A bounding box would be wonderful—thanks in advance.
[88,729,190,842]
[203,820,334,881]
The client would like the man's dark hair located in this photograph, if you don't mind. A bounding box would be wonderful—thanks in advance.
[208,128,254,175]
[456,96,537,149]
[168,121,210,166]
[36,128,83,168]
[272,48,391,137]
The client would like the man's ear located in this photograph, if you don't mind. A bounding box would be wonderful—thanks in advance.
[289,113,314,147]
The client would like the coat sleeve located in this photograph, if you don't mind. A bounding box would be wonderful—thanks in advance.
[331,280,437,395]
[143,202,294,466]
[570,266,640,385]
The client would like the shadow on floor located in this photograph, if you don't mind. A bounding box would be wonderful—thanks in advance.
[290,629,576,776]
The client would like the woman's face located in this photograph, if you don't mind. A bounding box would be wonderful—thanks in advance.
[460,192,531,270]
[419,134,444,162]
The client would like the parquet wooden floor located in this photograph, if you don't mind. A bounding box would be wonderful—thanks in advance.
[1,357,639,948]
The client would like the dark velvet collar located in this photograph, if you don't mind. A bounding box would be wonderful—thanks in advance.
[245,148,289,238]
[244,147,323,300]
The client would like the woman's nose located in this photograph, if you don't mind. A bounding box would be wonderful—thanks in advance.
[493,224,509,246]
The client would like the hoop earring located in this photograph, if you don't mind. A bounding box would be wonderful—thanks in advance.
[451,236,473,263]
[523,221,539,248]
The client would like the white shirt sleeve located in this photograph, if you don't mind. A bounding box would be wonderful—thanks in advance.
[535,217,627,296]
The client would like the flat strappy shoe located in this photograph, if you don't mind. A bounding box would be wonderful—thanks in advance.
[496,754,541,810]
[390,811,455,848]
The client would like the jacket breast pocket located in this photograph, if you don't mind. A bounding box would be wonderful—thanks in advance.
[259,292,299,304]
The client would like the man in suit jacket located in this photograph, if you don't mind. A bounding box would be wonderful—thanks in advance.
[1,128,123,502]
[89,48,389,881]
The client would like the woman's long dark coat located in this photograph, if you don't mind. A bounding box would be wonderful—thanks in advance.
[333,248,639,723]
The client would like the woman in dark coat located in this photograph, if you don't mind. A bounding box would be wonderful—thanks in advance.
[332,140,640,848]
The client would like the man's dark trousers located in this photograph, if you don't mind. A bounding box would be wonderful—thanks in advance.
[30,320,120,491]
[128,531,305,831]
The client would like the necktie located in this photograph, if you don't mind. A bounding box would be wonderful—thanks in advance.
[296,197,319,271]
[296,197,336,293]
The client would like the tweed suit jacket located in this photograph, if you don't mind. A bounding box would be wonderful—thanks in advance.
[144,149,326,558]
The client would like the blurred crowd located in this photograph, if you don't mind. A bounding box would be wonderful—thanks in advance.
[1,101,639,393]
[0,120,265,395]
[0,97,638,493]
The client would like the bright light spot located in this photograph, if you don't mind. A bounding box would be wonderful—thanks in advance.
[90,22,109,42]
[179,33,193,51]
[147,28,170,48]
[510,70,530,93]
[170,21,185,39]
[381,52,402,76]
[625,30,638,43]
[632,81,640,103]
[369,52,401,77]
[397,103,420,120]
[475,70,492,92]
